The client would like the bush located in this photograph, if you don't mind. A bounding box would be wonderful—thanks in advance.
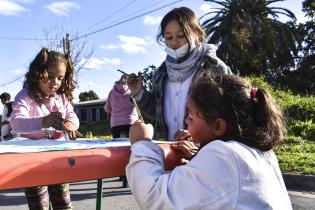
[248,76,315,141]
[78,120,111,137]
[289,120,315,141]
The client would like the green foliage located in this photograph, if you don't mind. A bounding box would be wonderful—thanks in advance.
[79,90,100,102]
[275,136,315,174]
[78,120,110,137]
[139,65,156,91]
[275,90,315,122]
[248,76,315,123]
[289,120,315,141]
[249,75,315,141]
[202,0,297,78]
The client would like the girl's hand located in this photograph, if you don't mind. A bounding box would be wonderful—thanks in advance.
[43,112,64,130]
[63,121,82,140]
[129,121,154,144]
[171,140,198,162]
[127,73,143,96]
[173,129,192,141]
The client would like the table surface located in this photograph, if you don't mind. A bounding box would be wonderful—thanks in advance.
[0,143,181,190]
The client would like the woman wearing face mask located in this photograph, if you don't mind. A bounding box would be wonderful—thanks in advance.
[104,74,138,138]
[127,7,232,146]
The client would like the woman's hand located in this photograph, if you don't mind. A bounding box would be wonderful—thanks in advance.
[43,112,64,130]
[173,129,192,141]
[129,121,154,144]
[63,121,82,140]
[171,140,199,163]
[127,73,143,96]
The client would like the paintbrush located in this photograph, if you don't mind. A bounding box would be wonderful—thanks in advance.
[116,69,144,122]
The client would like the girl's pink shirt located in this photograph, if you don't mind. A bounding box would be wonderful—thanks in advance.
[10,88,79,140]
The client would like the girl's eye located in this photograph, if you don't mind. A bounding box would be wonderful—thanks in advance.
[177,35,185,39]
[58,77,64,81]
[186,114,193,122]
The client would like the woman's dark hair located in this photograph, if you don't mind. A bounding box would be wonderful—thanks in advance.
[189,73,286,151]
[23,48,76,104]
[157,7,206,48]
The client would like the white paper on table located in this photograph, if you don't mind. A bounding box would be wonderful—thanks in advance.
[0,137,173,154]
[0,137,130,154]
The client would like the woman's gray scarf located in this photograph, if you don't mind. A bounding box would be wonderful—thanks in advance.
[165,44,217,82]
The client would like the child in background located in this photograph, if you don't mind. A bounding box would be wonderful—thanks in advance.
[10,48,80,210]
[0,92,13,140]
[104,74,138,138]
[126,73,292,210]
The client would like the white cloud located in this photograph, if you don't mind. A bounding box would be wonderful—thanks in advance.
[0,0,27,16]
[118,35,147,46]
[200,3,212,13]
[144,15,162,25]
[80,57,123,70]
[119,35,148,53]
[101,35,151,54]
[120,43,146,53]
[45,1,80,16]
[100,44,120,50]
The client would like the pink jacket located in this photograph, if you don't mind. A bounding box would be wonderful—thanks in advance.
[104,84,138,128]
[11,88,79,140]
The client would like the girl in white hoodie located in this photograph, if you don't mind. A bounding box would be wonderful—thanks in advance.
[126,73,292,210]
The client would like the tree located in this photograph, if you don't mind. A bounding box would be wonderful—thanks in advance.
[281,0,315,95]
[201,0,298,80]
[79,90,100,102]
[41,23,94,76]
[139,65,156,91]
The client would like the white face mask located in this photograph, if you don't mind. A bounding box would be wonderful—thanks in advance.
[165,43,192,60]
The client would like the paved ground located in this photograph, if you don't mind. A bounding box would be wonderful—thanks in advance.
[1,178,314,210]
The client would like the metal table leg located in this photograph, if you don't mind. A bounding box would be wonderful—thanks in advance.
[96,179,103,210]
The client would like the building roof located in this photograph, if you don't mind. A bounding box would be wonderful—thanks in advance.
[74,99,106,107]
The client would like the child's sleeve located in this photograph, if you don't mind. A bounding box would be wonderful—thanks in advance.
[64,99,80,129]
[10,92,44,133]
[126,141,240,210]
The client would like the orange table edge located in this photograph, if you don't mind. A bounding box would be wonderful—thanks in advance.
[0,143,181,190]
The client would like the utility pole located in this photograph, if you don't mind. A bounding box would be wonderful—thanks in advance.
[63,33,70,55]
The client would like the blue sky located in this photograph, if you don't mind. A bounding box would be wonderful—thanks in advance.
[0,0,306,112]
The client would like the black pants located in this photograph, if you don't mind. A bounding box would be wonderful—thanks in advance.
[110,124,131,138]
[111,124,131,188]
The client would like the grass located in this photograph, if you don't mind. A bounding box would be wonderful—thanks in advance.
[275,136,315,175]
[79,120,315,175]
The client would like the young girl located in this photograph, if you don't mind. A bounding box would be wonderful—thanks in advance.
[104,74,138,138]
[0,92,13,140]
[10,48,80,210]
[126,73,292,209]
[127,7,231,141]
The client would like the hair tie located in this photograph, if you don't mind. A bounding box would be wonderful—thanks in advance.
[251,87,258,99]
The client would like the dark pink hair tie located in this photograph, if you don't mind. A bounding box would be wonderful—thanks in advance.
[251,87,258,99]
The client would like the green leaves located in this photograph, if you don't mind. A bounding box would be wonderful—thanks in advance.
[249,75,315,174]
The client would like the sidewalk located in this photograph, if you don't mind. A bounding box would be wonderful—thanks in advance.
[283,173,315,192]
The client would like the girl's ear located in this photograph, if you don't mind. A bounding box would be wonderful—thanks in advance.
[214,118,227,138]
